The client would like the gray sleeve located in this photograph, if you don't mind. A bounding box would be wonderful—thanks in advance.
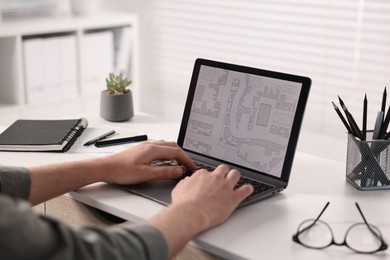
[0,195,168,260]
[0,164,168,259]
[0,165,31,199]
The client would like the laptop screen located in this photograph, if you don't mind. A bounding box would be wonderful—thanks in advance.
[178,59,311,180]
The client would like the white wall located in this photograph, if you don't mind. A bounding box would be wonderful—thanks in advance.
[99,0,158,114]
[99,0,390,163]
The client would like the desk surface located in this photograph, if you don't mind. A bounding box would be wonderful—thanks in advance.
[1,113,389,260]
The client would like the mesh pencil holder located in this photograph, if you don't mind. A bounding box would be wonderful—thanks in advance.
[346,131,390,190]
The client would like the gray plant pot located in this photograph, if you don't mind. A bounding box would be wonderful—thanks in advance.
[100,90,134,122]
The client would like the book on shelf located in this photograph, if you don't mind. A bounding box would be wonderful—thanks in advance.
[0,118,88,152]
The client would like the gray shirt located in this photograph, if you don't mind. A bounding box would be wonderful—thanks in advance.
[0,166,168,260]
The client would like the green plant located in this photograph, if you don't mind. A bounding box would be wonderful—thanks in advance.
[105,73,132,94]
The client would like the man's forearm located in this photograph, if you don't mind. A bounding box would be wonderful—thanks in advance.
[26,141,196,206]
[149,203,209,259]
[28,157,108,205]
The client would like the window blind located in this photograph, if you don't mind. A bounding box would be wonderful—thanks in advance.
[141,0,390,136]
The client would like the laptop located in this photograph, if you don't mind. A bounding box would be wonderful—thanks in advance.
[116,58,311,206]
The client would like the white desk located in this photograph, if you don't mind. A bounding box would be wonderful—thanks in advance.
[1,113,389,260]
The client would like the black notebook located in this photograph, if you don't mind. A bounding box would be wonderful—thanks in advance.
[0,118,88,152]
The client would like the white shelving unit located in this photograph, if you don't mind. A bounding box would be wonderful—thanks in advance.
[0,12,139,123]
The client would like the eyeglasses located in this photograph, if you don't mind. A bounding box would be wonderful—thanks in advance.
[292,202,388,254]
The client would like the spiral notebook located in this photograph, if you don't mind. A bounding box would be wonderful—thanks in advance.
[0,118,88,152]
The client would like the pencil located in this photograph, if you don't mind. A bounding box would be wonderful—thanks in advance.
[338,95,346,109]
[373,111,384,139]
[332,101,352,133]
[383,130,390,139]
[382,87,387,114]
[338,96,365,140]
[380,104,390,139]
[345,108,365,140]
[363,94,367,139]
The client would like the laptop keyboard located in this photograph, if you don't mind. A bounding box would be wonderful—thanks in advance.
[151,160,274,196]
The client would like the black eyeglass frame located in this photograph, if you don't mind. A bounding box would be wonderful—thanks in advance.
[292,202,388,254]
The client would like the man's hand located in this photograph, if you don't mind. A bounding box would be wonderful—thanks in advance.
[172,164,253,229]
[149,164,253,259]
[101,141,197,185]
[28,141,197,205]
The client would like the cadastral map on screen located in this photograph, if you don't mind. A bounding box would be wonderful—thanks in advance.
[183,65,302,177]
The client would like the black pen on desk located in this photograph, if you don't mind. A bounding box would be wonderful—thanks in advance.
[95,134,148,147]
[83,130,116,146]
[332,101,352,133]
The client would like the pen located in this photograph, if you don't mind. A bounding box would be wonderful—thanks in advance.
[95,134,148,147]
[83,130,116,146]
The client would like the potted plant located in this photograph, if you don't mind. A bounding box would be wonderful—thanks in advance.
[100,73,134,122]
